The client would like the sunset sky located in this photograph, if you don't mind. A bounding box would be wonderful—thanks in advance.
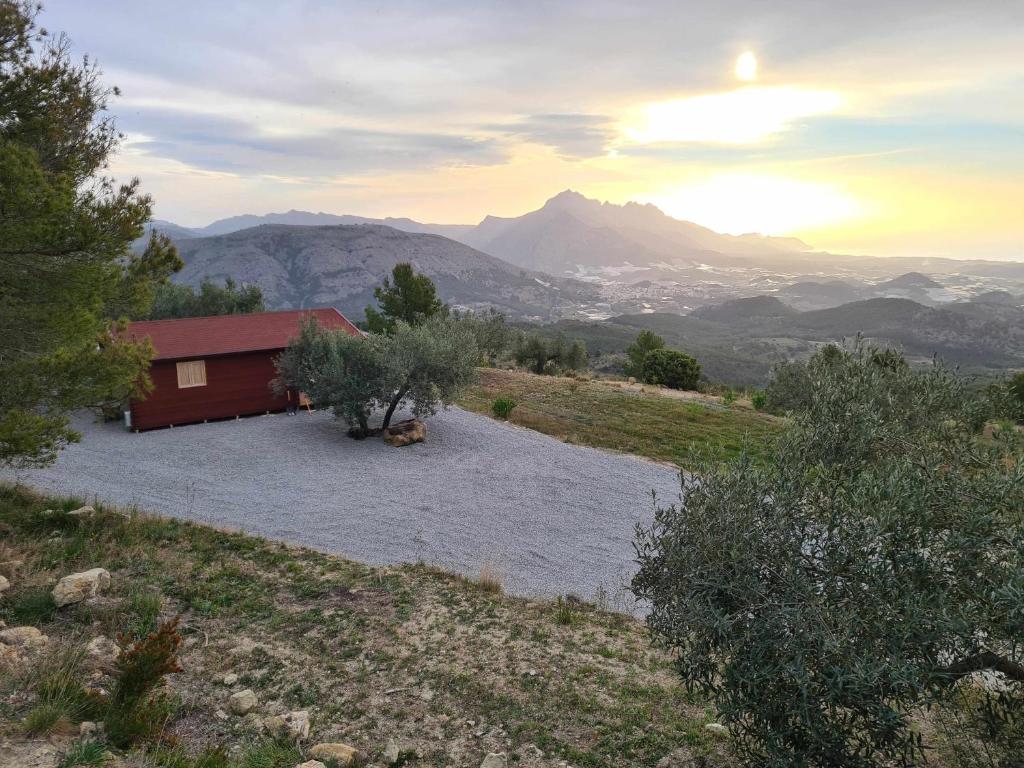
[46,0,1023,260]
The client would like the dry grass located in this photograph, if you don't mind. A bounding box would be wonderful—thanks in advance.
[459,368,782,469]
[476,562,504,594]
[0,484,725,768]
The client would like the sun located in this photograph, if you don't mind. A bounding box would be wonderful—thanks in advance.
[735,51,758,82]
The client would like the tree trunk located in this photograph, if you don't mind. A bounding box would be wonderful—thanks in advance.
[381,386,409,429]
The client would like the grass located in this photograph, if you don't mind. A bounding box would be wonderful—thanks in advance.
[459,368,783,469]
[0,484,724,768]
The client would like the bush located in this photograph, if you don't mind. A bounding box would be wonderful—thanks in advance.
[750,390,767,410]
[633,343,1023,767]
[625,330,664,379]
[514,332,587,376]
[721,388,737,406]
[641,349,700,390]
[491,397,517,419]
[105,617,183,747]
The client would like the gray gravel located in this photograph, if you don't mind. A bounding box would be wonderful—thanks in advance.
[2,407,682,611]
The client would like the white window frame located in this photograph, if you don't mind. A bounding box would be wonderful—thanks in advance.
[176,360,207,388]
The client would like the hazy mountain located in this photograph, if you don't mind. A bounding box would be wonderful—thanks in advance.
[775,280,864,311]
[692,295,798,323]
[145,219,200,241]
[170,223,600,321]
[459,189,813,275]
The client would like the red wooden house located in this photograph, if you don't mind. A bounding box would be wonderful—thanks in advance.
[122,308,361,431]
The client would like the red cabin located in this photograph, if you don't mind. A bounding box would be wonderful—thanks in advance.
[122,308,361,431]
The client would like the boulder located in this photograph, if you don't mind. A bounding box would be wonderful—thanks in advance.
[383,419,426,447]
[309,743,359,765]
[52,568,111,607]
[481,753,507,768]
[229,688,258,715]
[0,626,48,648]
[0,574,9,594]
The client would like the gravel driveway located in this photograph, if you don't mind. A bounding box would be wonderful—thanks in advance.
[2,408,682,611]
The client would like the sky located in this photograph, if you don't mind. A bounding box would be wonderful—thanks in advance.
[44,0,1024,260]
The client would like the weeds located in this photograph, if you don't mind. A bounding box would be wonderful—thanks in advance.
[491,396,517,419]
[555,596,578,627]
[3,585,58,625]
[18,642,100,735]
[477,562,503,594]
[58,740,108,768]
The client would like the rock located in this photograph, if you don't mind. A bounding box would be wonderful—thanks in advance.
[214,709,229,721]
[241,712,267,733]
[229,688,258,715]
[265,710,310,740]
[628,376,637,384]
[0,574,9,594]
[481,753,507,768]
[80,720,103,737]
[295,762,326,768]
[383,739,401,764]
[52,568,111,607]
[68,505,96,518]
[0,626,48,648]
[309,743,359,765]
[222,672,239,685]
[704,722,728,736]
[86,635,119,665]
[383,418,426,447]
[229,638,260,656]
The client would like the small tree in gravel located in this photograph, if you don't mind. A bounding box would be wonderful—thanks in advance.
[276,316,478,436]
[633,342,1024,768]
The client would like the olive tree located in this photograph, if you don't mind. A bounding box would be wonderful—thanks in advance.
[275,315,478,437]
[633,343,1023,767]
[641,348,700,390]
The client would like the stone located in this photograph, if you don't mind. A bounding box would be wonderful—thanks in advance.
[229,688,258,715]
[295,762,326,768]
[704,722,728,736]
[80,720,103,737]
[628,376,637,385]
[0,626,48,648]
[383,739,401,764]
[0,574,9,594]
[309,743,359,765]
[52,567,111,607]
[68,505,96,518]
[86,635,119,664]
[383,418,426,447]
[222,672,239,685]
[265,710,310,740]
[481,753,507,768]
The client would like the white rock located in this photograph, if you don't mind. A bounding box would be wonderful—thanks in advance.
[384,739,401,764]
[309,743,358,766]
[52,568,111,607]
[68,505,96,517]
[0,574,9,594]
[0,626,48,648]
[295,762,326,768]
[481,753,508,768]
[265,710,310,740]
[229,688,258,715]
[214,709,229,721]
[79,720,103,737]
[86,635,119,663]
[222,672,239,685]
[704,722,729,736]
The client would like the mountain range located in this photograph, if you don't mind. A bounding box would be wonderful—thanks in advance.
[169,224,599,321]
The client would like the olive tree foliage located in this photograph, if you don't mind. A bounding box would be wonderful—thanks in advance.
[275,316,478,437]
[633,343,1024,768]
[453,308,513,365]
[0,2,181,467]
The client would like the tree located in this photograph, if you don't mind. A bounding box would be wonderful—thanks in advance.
[364,262,447,334]
[275,315,478,437]
[455,308,513,365]
[0,2,182,467]
[640,349,700,390]
[625,329,664,379]
[633,343,1023,768]
[1009,372,1024,421]
[514,332,588,376]
[147,278,265,319]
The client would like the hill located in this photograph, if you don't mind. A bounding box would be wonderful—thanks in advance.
[170,223,601,321]
[692,295,798,323]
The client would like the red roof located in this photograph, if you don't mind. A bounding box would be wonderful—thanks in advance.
[124,308,362,361]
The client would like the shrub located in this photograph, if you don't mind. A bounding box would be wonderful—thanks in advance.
[105,617,183,747]
[634,342,1023,767]
[750,390,767,410]
[625,330,665,379]
[3,585,57,625]
[513,332,588,376]
[58,740,108,768]
[19,643,101,735]
[491,397,517,419]
[721,388,737,406]
[641,349,700,390]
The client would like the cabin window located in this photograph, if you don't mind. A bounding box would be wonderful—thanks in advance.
[176,360,207,388]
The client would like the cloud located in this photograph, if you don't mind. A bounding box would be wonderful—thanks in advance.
[118,108,506,179]
[489,114,616,158]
